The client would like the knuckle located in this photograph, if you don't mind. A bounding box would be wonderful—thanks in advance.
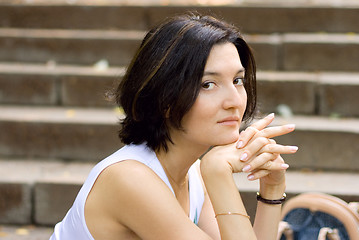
[257,137,269,145]
[266,144,276,152]
[264,152,274,159]
[260,128,269,136]
[247,126,259,134]
[262,161,272,168]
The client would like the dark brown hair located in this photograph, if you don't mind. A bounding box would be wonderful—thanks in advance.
[116,13,256,151]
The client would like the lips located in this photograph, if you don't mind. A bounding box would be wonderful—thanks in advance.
[217,116,240,124]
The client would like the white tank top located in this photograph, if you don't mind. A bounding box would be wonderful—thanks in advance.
[50,143,205,240]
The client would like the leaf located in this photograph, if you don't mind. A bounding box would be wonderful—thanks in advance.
[15,228,29,235]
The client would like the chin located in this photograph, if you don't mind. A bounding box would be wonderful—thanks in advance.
[215,134,239,146]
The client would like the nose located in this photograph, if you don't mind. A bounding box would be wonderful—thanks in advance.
[222,84,247,110]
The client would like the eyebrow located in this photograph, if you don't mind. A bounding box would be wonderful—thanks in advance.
[203,68,245,76]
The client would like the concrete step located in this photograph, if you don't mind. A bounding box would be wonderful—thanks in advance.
[0,159,94,225]
[0,28,144,66]
[0,159,358,226]
[0,4,358,33]
[0,105,359,170]
[1,62,358,117]
[271,116,359,172]
[0,225,53,240]
[257,71,359,117]
[1,28,358,71]
[0,62,124,107]
[0,105,123,161]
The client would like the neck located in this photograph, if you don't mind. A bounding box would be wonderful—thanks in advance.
[156,138,209,185]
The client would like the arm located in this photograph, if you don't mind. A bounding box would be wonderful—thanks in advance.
[236,114,297,240]
[200,114,296,240]
[200,154,256,239]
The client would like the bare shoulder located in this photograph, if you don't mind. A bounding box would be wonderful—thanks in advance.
[89,159,174,212]
[85,159,211,240]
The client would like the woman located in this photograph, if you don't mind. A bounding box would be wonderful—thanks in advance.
[51,13,297,240]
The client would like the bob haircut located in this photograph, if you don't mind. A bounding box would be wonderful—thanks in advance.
[116,13,256,152]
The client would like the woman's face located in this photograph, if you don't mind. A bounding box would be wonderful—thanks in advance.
[173,42,247,148]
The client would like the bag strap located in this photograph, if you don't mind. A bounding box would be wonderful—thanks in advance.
[277,221,294,240]
[318,228,341,240]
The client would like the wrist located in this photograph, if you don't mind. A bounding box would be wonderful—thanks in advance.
[200,156,232,181]
[257,192,286,204]
[259,182,286,200]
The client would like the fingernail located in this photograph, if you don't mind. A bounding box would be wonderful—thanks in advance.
[247,174,254,180]
[242,165,251,172]
[267,113,275,119]
[286,124,296,130]
[240,152,248,161]
[281,163,289,169]
[236,141,243,148]
[289,146,298,152]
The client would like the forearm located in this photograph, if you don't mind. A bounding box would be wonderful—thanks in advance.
[253,183,286,240]
[201,160,257,240]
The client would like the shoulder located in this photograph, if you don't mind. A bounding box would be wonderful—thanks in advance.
[91,160,174,216]
[88,160,209,239]
[98,160,171,199]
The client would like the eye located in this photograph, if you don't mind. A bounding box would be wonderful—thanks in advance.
[201,81,215,90]
[233,77,245,86]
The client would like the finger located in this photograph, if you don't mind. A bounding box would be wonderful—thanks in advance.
[236,113,275,148]
[249,113,275,131]
[255,124,296,139]
[247,170,270,181]
[242,152,276,172]
[260,143,298,155]
[247,163,289,181]
[239,136,271,162]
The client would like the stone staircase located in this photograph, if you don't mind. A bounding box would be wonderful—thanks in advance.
[0,1,359,237]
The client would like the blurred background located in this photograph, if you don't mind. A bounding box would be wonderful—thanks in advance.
[0,0,358,238]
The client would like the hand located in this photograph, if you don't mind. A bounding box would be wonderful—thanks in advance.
[235,114,298,183]
[201,123,296,176]
[201,114,297,183]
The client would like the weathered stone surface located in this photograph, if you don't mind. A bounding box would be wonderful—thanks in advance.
[282,34,359,71]
[0,121,120,161]
[61,75,120,107]
[147,6,359,33]
[0,32,142,66]
[318,73,359,117]
[0,159,93,226]
[273,117,359,171]
[0,182,32,224]
[0,225,53,239]
[257,74,317,114]
[0,106,123,161]
[0,5,147,30]
[34,182,81,225]
[245,34,280,70]
[0,73,57,105]
[0,62,125,107]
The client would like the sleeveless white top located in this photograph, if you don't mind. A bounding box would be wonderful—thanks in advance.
[50,143,205,240]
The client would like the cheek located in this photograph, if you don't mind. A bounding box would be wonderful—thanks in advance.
[181,97,213,128]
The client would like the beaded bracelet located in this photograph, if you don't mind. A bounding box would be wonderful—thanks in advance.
[256,192,287,204]
[215,212,250,219]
